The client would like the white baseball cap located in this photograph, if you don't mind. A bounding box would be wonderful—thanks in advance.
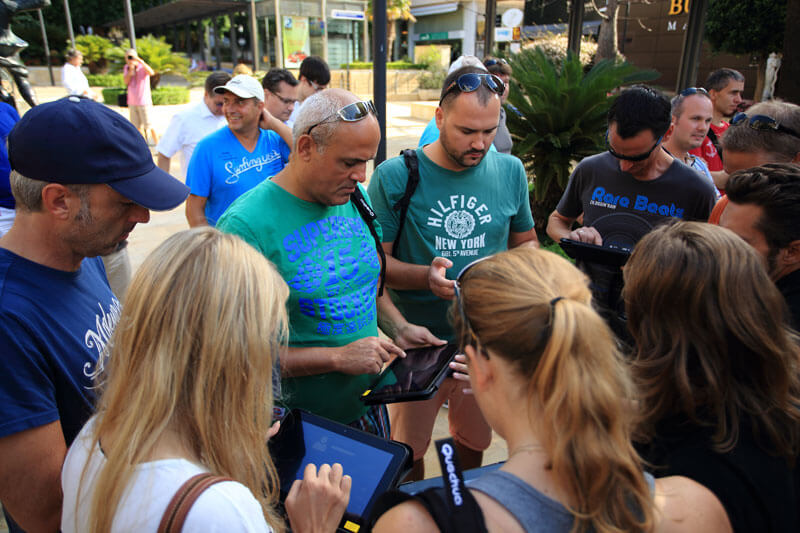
[447,55,489,75]
[213,74,264,102]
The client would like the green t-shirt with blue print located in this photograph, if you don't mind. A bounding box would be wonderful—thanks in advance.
[217,179,381,424]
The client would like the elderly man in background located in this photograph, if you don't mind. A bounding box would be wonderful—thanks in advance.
[61,49,97,100]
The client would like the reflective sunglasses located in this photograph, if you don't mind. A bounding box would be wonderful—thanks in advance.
[606,130,664,162]
[440,73,505,104]
[268,89,295,105]
[731,112,800,139]
[305,100,377,136]
[679,86,709,97]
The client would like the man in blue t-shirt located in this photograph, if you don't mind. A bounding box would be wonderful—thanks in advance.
[185,74,292,227]
[0,97,188,532]
[0,101,19,236]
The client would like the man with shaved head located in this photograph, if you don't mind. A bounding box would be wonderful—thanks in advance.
[218,89,439,437]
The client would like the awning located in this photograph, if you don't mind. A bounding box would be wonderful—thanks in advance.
[410,2,459,17]
[107,0,249,29]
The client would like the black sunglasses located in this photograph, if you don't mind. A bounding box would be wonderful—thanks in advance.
[731,112,800,139]
[306,100,376,136]
[606,130,664,162]
[454,256,492,354]
[679,86,709,97]
[440,73,505,104]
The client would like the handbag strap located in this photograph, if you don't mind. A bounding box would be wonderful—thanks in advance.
[157,473,234,533]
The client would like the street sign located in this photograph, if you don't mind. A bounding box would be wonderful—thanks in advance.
[331,9,365,21]
[419,32,448,41]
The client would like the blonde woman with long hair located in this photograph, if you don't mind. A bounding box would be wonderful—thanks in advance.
[61,227,350,532]
[373,248,729,533]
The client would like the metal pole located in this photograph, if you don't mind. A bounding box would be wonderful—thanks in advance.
[37,9,54,86]
[250,0,259,71]
[675,0,709,92]
[321,0,328,63]
[363,0,369,62]
[264,16,271,66]
[62,0,76,49]
[212,17,222,69]
[275,0,284,68]
[567,0,584,56]
[373,0,387,165]
[123,0,136,50]
[230,15,239,65]
[484,0,496,57]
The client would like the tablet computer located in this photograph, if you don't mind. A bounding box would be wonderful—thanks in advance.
[270,409,411,532]
[360,343,459,405]
[560,238,631,267]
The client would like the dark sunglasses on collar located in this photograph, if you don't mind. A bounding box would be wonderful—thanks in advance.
[679,86,709,97]
[731,112,800,139]
[306,100,376,136]
[606,130,664,162]
[440,73,505,104]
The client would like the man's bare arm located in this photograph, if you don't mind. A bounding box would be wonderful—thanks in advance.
[156,153,171,174]
[546,209,603,245]
[260,109,293,148]
[0,421,67,533]
[508,228,540,249]
[185,194,208,227]
[283,339,404,377]
[376,291,445,349]
[711,169,729,190]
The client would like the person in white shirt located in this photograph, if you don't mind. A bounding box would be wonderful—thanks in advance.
[61,228,350,533]
[156,71,231,177]
[61,49,97,100]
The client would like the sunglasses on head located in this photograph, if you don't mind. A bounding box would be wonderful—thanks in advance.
[679,86,709,97]
[305,100,377,136]
[440,73,505,104]
[731,112,800,139]
[483,58,508,68]
[606,130,664,162]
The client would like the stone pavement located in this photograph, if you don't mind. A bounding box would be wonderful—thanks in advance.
[0,86,507,531]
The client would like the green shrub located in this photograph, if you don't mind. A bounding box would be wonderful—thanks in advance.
[505,48,658,234]
[418,68,446,90]
[152,86,190,105]
[524,33,599,69]
[101,86,189,106]
[86,73,124,87]
[74,34,115,74]
[105,35,190,89]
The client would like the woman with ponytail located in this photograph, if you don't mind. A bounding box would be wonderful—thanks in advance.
[372,247,727,533]
[60,228,351,533]
[625,221,800,532]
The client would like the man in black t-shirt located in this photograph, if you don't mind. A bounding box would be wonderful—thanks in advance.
[547,85,717,249]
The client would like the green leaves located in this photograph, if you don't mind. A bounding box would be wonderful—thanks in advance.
[504,47,657,231]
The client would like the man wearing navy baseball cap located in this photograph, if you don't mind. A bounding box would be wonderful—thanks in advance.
[0,96,188,532]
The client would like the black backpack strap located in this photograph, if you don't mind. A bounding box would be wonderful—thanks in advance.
[391,149,421,258]
[366,438,487,532]
[351,187,386,297]
[706,127,723,160]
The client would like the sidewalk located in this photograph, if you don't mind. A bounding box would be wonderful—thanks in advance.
[0,87,507,531]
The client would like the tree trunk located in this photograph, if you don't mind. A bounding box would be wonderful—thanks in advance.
[596,0,620,62]
[775,0,800,103]
[752,54,765,103]
[386,19,396,61]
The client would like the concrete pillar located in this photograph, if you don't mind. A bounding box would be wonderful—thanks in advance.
[463,1,478,56]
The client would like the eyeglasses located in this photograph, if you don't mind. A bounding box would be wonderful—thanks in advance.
[439,73,505,104]
[483,58,508,68]
[305,100,377,136]
[731,112,800,139]
[679,87,709,97]
[309,80,326,92]
[268,89,295,106]
[606,130,664,162]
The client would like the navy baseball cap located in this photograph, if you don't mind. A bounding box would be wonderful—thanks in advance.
[8,96,189,211]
